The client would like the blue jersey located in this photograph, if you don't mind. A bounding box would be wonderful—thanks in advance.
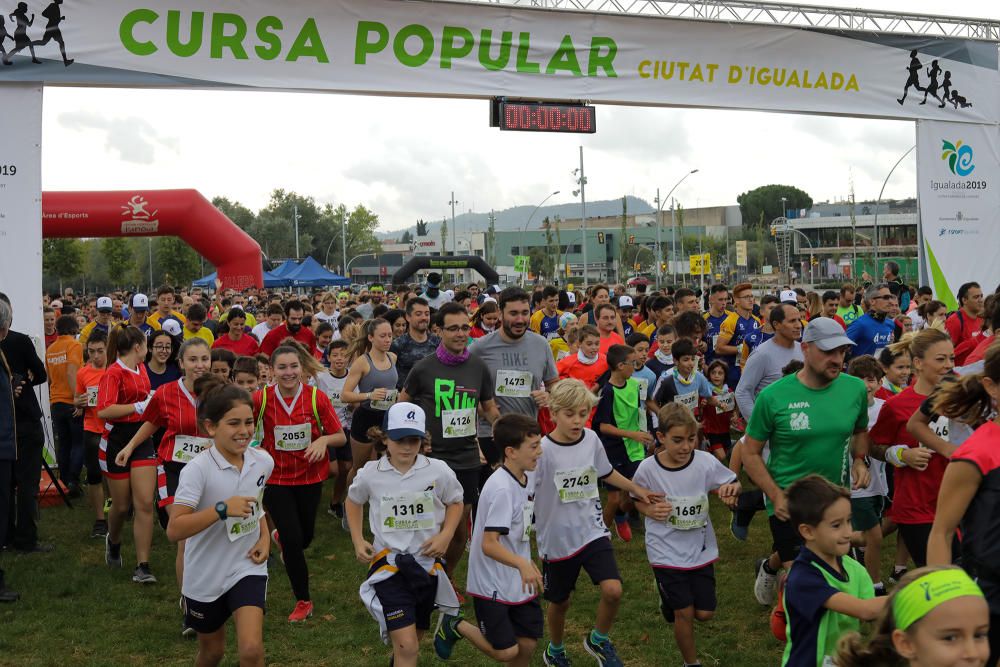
[846,313,895,357]
[704,312,729,363]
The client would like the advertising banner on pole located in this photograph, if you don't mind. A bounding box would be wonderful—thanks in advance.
[917,119,1000,310]
[689,253,711,276]
[736,240,748,267]
[0,1,994,124]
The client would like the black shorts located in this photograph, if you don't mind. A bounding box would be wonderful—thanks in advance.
[453,467,480,506]
[769,514,804,564]
[706,432,732,454]
[602,457,640,492]
[542,537,621,603]
[472,596,543,651]
[328,428,352,462]
[654,564,717,612]
[157,461,184,508]
[184,574,267,635]
[850,496,885,533]
[372,570,437,633]
[351,407,386,444]
[100,422,157,480]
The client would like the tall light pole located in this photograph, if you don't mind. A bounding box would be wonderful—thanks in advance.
[873,145,916,270]
[654,169,698,289]
[293,204,301,259]
[572,147,588,287]
[322,206,350,276]
[448,192,459,256]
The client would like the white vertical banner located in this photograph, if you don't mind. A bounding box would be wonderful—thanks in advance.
[917,120,1000,311]
[0,84,43,344]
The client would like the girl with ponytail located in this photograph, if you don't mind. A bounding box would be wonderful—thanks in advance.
[96,324,157,582]
[927,342,1000,666]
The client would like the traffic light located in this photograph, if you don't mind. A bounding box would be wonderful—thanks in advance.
[597,231,605,244]
[660,262,667,271]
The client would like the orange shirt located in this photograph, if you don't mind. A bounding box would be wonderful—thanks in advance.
[45,335,83,404]
[598,331,625,356]
[75,365,107,433]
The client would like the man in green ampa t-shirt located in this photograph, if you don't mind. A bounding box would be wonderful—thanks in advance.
[741,318,872,602]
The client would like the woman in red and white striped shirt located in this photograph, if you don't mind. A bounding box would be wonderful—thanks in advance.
[97,324,157,584]
[117,337,212,632]
[253,344,345,622]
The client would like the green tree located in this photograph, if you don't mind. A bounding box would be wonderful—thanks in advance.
[103,237,133,287]
[527,246,549,281]
[156,237,201,287]
[399,230,413,245]
[618,196,628,283]
[255,189,320,260]
[737,184,813,229]
[543,217,558,282]
[440,217,448,253]
[416,219,429,237]
[43,238,84,291]
[212,196,256,231]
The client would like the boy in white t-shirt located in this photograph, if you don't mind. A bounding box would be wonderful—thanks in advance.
[346,403,465,667]
[631,402,740,667]
[534,379,661,667]
[434,414,545,666]
[845,355,888,596]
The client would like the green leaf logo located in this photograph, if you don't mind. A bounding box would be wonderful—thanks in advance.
[941,140,975,176]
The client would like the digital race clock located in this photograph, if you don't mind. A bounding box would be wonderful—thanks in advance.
[491,100,596,134]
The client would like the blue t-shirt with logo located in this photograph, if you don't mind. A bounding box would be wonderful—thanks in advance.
[846,313,896,358]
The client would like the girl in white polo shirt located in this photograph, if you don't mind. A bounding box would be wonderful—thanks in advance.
[346,402,465,667]
[166,376,274,667]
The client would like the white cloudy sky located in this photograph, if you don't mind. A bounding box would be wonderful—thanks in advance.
[41,0,1000,232]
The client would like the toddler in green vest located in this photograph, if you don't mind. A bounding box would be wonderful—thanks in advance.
[781,475,887,666]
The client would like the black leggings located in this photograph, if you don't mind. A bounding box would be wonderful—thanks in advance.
[264,482,322,602]
[897,522,960,568]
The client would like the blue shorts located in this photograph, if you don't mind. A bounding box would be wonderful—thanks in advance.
[184,575,267,635]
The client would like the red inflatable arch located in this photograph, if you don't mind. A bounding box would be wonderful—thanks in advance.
[42,189,263,289]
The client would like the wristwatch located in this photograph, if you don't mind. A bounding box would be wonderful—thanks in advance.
[215,501,228,521]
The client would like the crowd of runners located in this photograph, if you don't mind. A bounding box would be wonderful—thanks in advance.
[1,262,999,667]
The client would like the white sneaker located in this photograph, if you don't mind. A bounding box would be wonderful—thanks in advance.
[754,558,778,606]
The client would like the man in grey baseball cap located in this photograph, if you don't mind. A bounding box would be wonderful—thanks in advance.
[741,316,872,604]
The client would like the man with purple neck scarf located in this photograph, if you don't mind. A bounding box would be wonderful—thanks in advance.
[399,301,500,578]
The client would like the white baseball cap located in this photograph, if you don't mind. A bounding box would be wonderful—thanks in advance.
[131,293,149,311]
[779,290,798,304]
[50,299,63,309]
[161,319,182,337]
[566,292,576,305]
[96,296,113,312]
[383,402,426,440]
[617,295,634,309]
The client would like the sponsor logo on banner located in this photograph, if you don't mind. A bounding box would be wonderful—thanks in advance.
[120,194,159,234]
[941,140,975,175]
[896,51,976,114]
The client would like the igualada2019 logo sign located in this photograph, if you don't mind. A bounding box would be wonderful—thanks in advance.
[930,139,986,192]
[941,140,975,176]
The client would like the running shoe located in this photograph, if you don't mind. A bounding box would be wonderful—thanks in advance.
[90,520,108,539]
[288,600,313,623]
[181,622,196,639]
[614,518,632,543]
[542,645,573,667]
[341,515,350,532]
[754,558,778,606]
[271,529,284,564]
[327,502,343,519]
[105,534,122,568]
[889,566,908,586]
[583,634,623,667]
[433,612,463,660]
[132,562,157,584]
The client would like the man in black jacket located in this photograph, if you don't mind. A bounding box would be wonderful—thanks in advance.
[0,293,51,555]
[0,298,21,601]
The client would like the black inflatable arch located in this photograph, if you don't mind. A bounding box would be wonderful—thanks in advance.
[391,255,500,285]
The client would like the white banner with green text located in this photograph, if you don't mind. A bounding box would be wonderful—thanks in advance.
[917,119,1000,310]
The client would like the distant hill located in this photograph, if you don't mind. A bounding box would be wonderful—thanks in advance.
[381,196,655,239]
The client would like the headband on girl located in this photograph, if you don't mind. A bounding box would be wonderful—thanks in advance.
[894,569,984,631]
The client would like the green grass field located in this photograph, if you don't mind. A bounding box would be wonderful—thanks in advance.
[0,486,806,667]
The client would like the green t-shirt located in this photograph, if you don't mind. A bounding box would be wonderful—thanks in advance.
[782,549,874,666]
[745,372,868,514]
[613,378,645,462]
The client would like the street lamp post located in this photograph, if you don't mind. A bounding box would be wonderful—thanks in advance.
[520,190,561,285]
[572,147,588,287]
[448,192,459,256]
[873,145,916,271]
[345,253,378,283]
[293,204,301,259]
[654,169,698,289]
